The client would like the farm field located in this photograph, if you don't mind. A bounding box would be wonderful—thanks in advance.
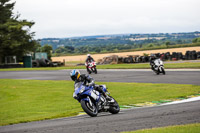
[52,46,200,62]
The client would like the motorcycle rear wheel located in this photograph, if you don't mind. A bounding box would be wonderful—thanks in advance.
[155,70,159,75]
[81,100,98,117]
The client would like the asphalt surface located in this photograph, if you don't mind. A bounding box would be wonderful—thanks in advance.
[0,69,200,85]
[0,69,200,133]
[0,100,200,133]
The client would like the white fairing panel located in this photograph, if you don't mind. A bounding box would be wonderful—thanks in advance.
[90,91,98,100]
[154,59,163,66]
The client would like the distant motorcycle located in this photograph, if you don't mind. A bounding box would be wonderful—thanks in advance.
[151,59,166,75]
[85,61,97,74]
[73,82,120,117]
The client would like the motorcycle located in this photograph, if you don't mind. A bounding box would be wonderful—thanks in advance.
[73,82,120,117]
[151,59,166,75]
[85,61,97,74]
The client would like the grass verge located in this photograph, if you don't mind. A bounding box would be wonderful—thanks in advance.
[122,123,200,133]
[0,79,200,125]
[0,62,200,71]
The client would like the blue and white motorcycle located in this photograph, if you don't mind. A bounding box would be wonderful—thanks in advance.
[73,82,120,117]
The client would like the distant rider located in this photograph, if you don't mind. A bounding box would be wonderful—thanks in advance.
[149,55,158,70]
[85,54,95,72]
[70,69,111,100]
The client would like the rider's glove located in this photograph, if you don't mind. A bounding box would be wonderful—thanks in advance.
[88,83,94,87]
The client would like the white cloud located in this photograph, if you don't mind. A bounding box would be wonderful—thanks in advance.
[13,0,200,38]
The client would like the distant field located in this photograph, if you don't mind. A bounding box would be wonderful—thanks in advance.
[52,46,200,62]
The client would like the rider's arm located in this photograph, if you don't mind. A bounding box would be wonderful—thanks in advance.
[91,57,94,61]
[85,57,89,63]
[86,75,95,86]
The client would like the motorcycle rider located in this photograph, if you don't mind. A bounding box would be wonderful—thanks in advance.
[85,54,95,72]
[149,54,158,70]
[70,69,111,100]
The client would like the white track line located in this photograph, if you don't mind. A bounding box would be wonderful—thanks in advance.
[62,69,200,71]
[97,69,200,71]
[161,96,200,106]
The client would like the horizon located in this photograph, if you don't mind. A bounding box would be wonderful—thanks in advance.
[13,0,200,39]
[40,31,200,39]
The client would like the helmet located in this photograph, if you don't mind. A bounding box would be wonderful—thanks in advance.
[151,54,156,58]
[70,69,80,81]
[87,54,91,57]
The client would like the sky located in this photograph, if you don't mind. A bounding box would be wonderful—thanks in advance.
[13,0,200,39]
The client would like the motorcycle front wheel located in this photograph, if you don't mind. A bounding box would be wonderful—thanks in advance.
[87,69,91,74]
[81,100,98,117]
[108,96,120,114]
[161,67,165,75]
[94,67,97,74]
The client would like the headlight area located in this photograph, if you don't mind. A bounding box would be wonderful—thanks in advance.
[79,86,85,94]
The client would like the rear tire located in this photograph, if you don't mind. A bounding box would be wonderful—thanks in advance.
[81,100,98,117]
[156,71,159,75]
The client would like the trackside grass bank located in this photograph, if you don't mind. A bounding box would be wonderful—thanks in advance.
[122,123,200,133]
[0,79,200,125]
[0,62,200,71]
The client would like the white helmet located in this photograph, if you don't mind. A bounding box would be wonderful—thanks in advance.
[87,54,91,57]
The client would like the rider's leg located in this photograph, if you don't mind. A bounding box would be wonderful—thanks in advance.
[95,86,112,101]
[86,66,89,72]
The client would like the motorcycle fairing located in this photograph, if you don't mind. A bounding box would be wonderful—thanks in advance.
[74,82,101,102]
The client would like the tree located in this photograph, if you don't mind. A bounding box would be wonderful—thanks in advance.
[0,0,39,63]
[64,46,75,53]
[165,41,171,48]
[41,44,53,60]
[146,43,155,48]
[192,37,200,43]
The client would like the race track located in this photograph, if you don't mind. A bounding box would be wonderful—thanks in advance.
[0,69,200,85]
[0,100,200,133]
[0,69,200,133]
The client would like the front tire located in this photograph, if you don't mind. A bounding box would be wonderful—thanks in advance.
[108,97,120,114]
[88,69,91,74]
[94,67,97,74]
[161,67,165,75]
[81,100,98,117]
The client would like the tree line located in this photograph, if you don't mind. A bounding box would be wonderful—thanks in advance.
[52,37,200,56]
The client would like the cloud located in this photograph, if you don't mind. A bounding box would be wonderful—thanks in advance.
[13,0,200,38]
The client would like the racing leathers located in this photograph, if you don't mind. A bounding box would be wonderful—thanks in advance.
[85,56,94,72]
[150,57,156,70]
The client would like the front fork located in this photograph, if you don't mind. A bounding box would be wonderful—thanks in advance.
[87,96,93,107]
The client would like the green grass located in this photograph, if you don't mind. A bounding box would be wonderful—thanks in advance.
[122,123,200,133]
[164,62,200,69]
[97,62,200,69]
[0,62,200,71]
[0,79,200,125]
